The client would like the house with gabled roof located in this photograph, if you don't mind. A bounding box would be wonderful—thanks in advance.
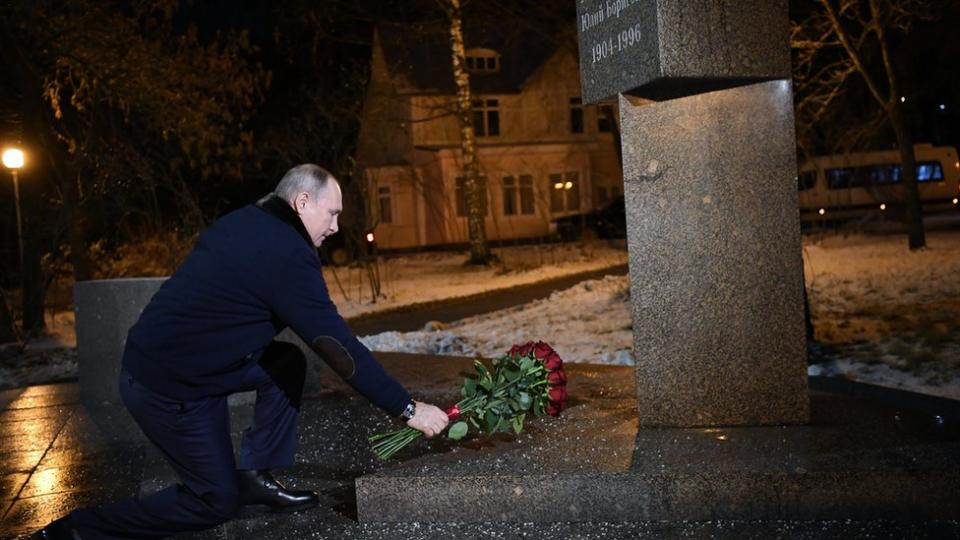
[355,19,623,249]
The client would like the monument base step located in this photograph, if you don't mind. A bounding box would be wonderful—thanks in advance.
[355,359,960,523]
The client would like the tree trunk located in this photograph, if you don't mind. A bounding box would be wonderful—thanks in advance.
[888,104,925,250]
[0,291,18,344]
[63,172,94,281]
[20,235,46,335]
[445,0,491,265]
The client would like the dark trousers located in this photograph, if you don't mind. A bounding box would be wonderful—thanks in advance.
[69,341,306,539]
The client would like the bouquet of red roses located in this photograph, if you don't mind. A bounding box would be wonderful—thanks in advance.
[368,341,568,460]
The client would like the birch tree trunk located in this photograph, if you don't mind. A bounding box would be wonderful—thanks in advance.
[444,0,491,264]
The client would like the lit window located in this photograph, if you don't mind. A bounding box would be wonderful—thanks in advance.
[828,162,946,190]
[549,172,580,213]
[455,175,489,217]
[472,99,500,137]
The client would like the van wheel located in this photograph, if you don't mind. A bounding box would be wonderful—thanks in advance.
[329,247,352,266]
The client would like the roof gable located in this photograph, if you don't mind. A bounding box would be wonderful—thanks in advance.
[376,19,558,95]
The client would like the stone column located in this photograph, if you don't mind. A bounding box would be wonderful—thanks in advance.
[577,0,809,426]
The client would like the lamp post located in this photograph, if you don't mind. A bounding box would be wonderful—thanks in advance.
[2,147,25,266]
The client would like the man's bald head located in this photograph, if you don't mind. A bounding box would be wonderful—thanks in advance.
[275,164,343,247]
[275,164,336,204]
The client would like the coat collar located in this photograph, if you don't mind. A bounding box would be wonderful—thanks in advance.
[256,194,314,249]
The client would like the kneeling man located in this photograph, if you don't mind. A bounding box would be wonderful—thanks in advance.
[33,164,448,539]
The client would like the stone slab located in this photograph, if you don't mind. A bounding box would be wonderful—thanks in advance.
[355,357,960,523]
[618,80,808,427]
[75,278,166,408]
[576,0,791,103]
[75,278,322,410]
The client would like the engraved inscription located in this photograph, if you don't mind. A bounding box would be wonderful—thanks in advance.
[581,0,644,65]
[590,23,642,65]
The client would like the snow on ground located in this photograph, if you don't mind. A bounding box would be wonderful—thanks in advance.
[801,229,960,399]
[362,230,960,400]
[0,240,627,389]
[326,240,627,319]
[361,275,634,364]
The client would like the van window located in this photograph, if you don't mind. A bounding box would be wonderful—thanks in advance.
[827,161,945,189]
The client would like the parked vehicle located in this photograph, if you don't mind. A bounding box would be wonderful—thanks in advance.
[798,144,960,223]
[551,195,626,240]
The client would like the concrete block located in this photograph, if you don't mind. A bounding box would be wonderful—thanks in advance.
[75,278,166,408]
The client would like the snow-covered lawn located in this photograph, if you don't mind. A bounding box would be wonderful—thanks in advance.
[362,230,960,400]
[802,230,960,399]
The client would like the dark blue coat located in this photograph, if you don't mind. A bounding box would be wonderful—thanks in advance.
[122,195,411,416]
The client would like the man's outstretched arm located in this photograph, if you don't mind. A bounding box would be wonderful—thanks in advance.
[270,248,448,435]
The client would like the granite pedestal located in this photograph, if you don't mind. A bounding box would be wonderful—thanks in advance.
[355,356,960,524]
[620,81,809,427]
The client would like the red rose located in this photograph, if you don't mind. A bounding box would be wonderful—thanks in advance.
[542,352,563,371]
[508,342,534,357]
[532,341,555,360]
[547,369,567,386]
[548,386,566,403]
[545,401,560,416]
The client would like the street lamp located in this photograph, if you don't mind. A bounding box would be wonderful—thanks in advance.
[2,147,25,265]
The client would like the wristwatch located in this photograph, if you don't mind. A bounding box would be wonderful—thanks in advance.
[399,400,416,421]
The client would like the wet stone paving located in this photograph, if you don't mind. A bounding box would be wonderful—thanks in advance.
[2,355,960,539]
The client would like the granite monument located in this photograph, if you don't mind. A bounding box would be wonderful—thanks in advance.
[576,0,809,426]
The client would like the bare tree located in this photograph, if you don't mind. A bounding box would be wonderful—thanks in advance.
[437,0,492,265]
[793,0,937,250]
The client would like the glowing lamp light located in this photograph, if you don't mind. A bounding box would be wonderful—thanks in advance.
[716,435,728,441]
[941,104,947,111]
[365,232,375,243]
[880,203,886,211]
[564,181,573,190]
[953,198,958,205]
[2,148,24,169]
[818,208,826,216]
[900,96,906,103]
[553,182,564,190]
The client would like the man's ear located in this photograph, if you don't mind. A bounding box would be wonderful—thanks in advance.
[293,192,310,213]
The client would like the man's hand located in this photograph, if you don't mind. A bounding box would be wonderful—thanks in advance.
[406,401,449,438]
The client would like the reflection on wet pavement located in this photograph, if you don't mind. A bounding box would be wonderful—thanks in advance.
[0,383,83,538]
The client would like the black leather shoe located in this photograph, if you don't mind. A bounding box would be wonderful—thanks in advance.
[237,469,318,513]
[29,517,80,539]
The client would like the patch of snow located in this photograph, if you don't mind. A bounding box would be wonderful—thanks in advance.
[361,275,635,365]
